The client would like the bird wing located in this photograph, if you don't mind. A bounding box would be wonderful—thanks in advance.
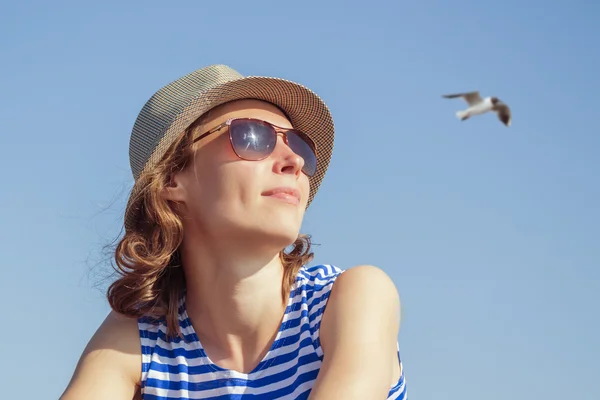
[442,91,483,106]
[494,103,511,126]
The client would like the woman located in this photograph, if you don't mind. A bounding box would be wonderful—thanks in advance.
[61,65,406,399]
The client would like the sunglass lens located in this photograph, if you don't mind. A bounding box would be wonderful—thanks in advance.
[286,131,317,177]
[229,120,276,160]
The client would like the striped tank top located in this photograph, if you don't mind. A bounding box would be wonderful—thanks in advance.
[138,264,407,399]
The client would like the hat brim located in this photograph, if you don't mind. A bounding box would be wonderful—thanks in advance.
[124,75,335,232]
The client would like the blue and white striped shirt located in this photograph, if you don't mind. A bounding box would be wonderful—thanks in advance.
[138,264,407,399]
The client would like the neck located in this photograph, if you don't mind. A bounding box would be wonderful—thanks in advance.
[180,233,289,368]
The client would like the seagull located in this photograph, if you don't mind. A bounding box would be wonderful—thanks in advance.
[442,91,511,126]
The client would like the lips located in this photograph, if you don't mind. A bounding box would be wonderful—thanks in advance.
[262,187,301,205]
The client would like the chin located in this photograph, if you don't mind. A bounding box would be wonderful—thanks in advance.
[262,225,302,249]
[266,211,303,240]
[248,216,302,251]
[211,202,305,250]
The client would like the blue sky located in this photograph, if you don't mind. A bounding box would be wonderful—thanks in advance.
[1,0,598,398]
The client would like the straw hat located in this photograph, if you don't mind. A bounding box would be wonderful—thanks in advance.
[125,64,335,231]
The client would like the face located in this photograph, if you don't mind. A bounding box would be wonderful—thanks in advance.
[164,99,310,250]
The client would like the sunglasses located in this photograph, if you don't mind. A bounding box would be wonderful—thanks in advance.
[192,118,317,177]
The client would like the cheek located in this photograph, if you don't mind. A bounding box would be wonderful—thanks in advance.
[299,175,310,205]
[194,161,262,208]
[186,137,241,199]
[224,162,265,202]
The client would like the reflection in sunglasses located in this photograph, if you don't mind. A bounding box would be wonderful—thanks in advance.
[243,131,260,151]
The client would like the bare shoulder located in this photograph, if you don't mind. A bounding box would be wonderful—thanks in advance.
[321,264,401,345]
[60,310,142,400]
[88,310,142,346]
[309,265,402,398]
[339,264,399,293]
[332,264,401,310]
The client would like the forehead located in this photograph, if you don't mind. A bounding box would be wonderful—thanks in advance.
[197,99,292,131]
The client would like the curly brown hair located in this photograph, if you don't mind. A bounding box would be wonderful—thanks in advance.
[107,111,314,339]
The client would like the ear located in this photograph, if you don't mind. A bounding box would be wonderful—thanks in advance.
[160,170,188,203]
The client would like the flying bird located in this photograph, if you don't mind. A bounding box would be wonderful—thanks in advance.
[442,91,511,126]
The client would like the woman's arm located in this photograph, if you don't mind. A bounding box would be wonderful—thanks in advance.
[60,311,142,400]
[309,265,402,400]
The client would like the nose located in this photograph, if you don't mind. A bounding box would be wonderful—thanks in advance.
[272,133,304,177]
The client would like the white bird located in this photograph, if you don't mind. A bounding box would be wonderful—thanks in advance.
[442,91,511,127]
